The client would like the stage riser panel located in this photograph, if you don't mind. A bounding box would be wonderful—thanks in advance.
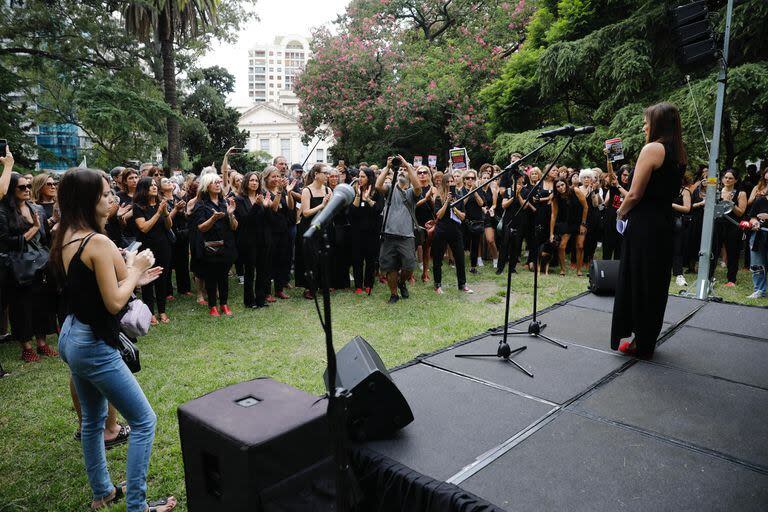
[686,302,768,339]
[568,294,704,325]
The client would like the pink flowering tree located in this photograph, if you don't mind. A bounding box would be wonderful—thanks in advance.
[295,0,534,165]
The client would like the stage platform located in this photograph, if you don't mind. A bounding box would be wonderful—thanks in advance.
[358,293,768,511]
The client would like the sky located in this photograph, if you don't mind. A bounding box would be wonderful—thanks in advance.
[199,0,351,107]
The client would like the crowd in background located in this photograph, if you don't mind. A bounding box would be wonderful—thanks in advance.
[0,146,766,374]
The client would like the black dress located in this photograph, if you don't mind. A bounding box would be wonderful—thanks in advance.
[295,186,330,289]
[611,147,682,354]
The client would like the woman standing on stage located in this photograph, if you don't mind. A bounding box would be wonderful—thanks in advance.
[611,102,686,357]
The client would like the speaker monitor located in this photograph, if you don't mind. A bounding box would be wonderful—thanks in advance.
[178,378,334,511]
[324,336,414,441]
[589,259,620,296]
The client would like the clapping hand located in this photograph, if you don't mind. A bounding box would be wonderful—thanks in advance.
[175,199,186,211]
[227,197,236,215]
[212,210,226,221]
[322,192,331,206]
[137,267,163,286]
[158,199,169,216]
[362,187,371,202]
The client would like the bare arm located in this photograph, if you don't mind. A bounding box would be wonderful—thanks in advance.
[617,142,665,219]
[574,188,589,225]
[0,147,13,200]
[733,191,748,218]
[672,189,692,214]
[375,158,392,193]
[400,155,421,196]
[88,235,152,315]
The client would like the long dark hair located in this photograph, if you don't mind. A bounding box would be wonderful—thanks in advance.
[553,178,573,204]
[239,171,261,197]
[133,176,157,207]
[0,172,24,211]
[644,102,687,168]
[50,168,108,275]
[359,167,375,194]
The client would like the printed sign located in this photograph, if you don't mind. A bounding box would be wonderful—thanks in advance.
[605,138,624,162]
[428,155,437,168]
[449,147,468,170]
[413,155,423,167]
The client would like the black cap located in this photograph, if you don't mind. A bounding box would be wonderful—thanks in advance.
[290,163,303,172]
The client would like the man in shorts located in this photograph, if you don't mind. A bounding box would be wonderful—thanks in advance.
[375,154,422,303]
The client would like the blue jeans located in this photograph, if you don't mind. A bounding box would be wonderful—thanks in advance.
[58,315,156,512]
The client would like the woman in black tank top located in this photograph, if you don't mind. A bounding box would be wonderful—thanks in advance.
[295,164,332,297]
[51,168,177,512]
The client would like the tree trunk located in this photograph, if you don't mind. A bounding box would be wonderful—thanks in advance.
[159,9,180,169]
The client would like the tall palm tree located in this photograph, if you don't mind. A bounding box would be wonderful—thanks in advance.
[123,0,218,168]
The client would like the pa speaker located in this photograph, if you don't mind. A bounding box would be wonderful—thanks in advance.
[178,378,334,512]
[324,336,414,441]
[589,259,620,296]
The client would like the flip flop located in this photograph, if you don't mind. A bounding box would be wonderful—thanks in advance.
[91,481,126,510]
[147,496,177,512]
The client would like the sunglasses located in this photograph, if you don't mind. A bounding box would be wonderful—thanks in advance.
[417,171,429,175]
[465,176,476,180]
[17,184,31,191]
[46,182,57,187]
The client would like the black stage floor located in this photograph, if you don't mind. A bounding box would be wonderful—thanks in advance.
[362,292,768,511]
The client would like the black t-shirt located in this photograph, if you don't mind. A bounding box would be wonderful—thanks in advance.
[266,192,292,233]
[132,203,169,246]
[458,187,483,221]
[117,191,137,239]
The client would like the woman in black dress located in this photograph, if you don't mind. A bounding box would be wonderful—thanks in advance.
[414,166,435,282]
[263,166,296,299]
[458,169,484,273]
[349,167,381,294]
[234,171,270,308]
[116,168,139,245]
[191,172,238,317]
[31,173,58,240]
[549,179,588,276]
[431,173,472,294]
[710,169,747,286]
[295,164,331,299]
[612,102,686,356]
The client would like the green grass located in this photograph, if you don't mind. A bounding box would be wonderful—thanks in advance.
[0,259,761,511]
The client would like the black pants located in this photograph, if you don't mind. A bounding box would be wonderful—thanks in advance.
[602,214,622,260]
[242,244,270,307]
[711,220,742,283]
[432,226,466,288]
[672,223,690,276]
[352,230,378,289]
[466,226,482,268]
[142,240,172,315]
[204,261,230,307]
[168,232,191,295]
[497,222,523,272]
[524,217,537,264]
[270,230,291,294]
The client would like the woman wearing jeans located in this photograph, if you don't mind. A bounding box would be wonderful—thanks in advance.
[53,168,176,511]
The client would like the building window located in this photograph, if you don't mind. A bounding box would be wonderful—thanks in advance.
[316,148,324,163]
[280,139,291,163]
[260,139,270,153]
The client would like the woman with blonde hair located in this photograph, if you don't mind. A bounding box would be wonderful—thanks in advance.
[414,165,435,281]
[31,173,59,240]
[262,165,296,300]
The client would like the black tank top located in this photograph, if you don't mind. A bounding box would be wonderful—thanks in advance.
[63,233,121,349]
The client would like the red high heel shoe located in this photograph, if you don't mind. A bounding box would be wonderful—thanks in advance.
[618,340,637,355]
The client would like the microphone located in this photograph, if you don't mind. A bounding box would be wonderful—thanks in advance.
[303,183,355,239]
[537,125,574,139]
[573,125,595,135]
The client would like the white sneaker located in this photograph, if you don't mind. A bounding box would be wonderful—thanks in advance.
[747,291,766,299]
[675,275,688,287]
[720,261,726,268]
[238,275,245,285]
[492,259,498,269]
[461,286,474,294]
[477,258,484,267]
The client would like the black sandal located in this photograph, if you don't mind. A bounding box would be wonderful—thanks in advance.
[91,481,125,510]
[104,424,131,450]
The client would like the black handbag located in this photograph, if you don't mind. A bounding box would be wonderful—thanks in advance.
[467,219,484,235]
[4,239,49,287]
[117,331,141,373]
[204,240,225,255]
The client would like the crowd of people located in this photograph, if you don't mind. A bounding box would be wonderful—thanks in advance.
[0,122,765,510]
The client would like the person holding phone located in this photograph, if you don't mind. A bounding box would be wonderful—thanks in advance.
[0,145,14,375]
[263,166,295,300]
[191,172,238,317]
[431,173,472,294]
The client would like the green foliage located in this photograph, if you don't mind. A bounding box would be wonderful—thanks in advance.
[180,66,248,172]
[483,0,768,169]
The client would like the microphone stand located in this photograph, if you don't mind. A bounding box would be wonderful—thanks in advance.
[303,231,356,512]
[452,137,562,375]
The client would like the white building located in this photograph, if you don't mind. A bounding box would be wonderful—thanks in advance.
[237,102,335,168]
[247,35,310,115]
[240,35,335,168]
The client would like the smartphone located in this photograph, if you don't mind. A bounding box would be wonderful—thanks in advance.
[230,148,247,154]
[0,139,6,155]
[449,185,457,195]
[125,241,142,253]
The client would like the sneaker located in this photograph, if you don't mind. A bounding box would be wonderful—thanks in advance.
[388,294,399,304]
[492,259,498,269]
[238,275,245,285]
[354,288,363,295]
[221,305,233,316]
[469,267,478,274]
[461,286,474,294]
[435,286,444,294]
[265,295,277,303]
[675,275,688,287]
[747,291,766,299]
[398,282,409,299]
[723,282,736,287]
[365,287,371,295]
[477,258,484,267]
[276,291,290,299]
[209,306,220,317]
[720,261,726,268]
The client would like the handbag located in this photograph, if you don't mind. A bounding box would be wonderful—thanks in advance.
[5,239,49,287]
[204,240,225,255]
[467,219,484,235]
[119,296,152,338]
[117,331,141,373]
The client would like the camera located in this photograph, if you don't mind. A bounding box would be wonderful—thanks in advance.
[0,139,6,155]
[391,157,401,169]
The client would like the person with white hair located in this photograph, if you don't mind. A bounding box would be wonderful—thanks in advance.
[578,169,602,265]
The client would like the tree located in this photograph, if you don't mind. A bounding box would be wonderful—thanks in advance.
[180,66,249,172]
[123,0,220,169]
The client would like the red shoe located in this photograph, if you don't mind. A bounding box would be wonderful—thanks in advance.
[724,282,736,287]
[276,291,290,300]
[618,340,637,355]
[36,344,58,357]
[197,298,208,306]
[209,306,220,317]
[221,305,233,316]
[150,316,159,326]
[21,348,40,362]
[165,295,175,301]
[265,295,277,303]
[378,275,387,284]
[365,287,372,295]
[355,288,363,295]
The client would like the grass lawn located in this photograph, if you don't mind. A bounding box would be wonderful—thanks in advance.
[0,257,761,511]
